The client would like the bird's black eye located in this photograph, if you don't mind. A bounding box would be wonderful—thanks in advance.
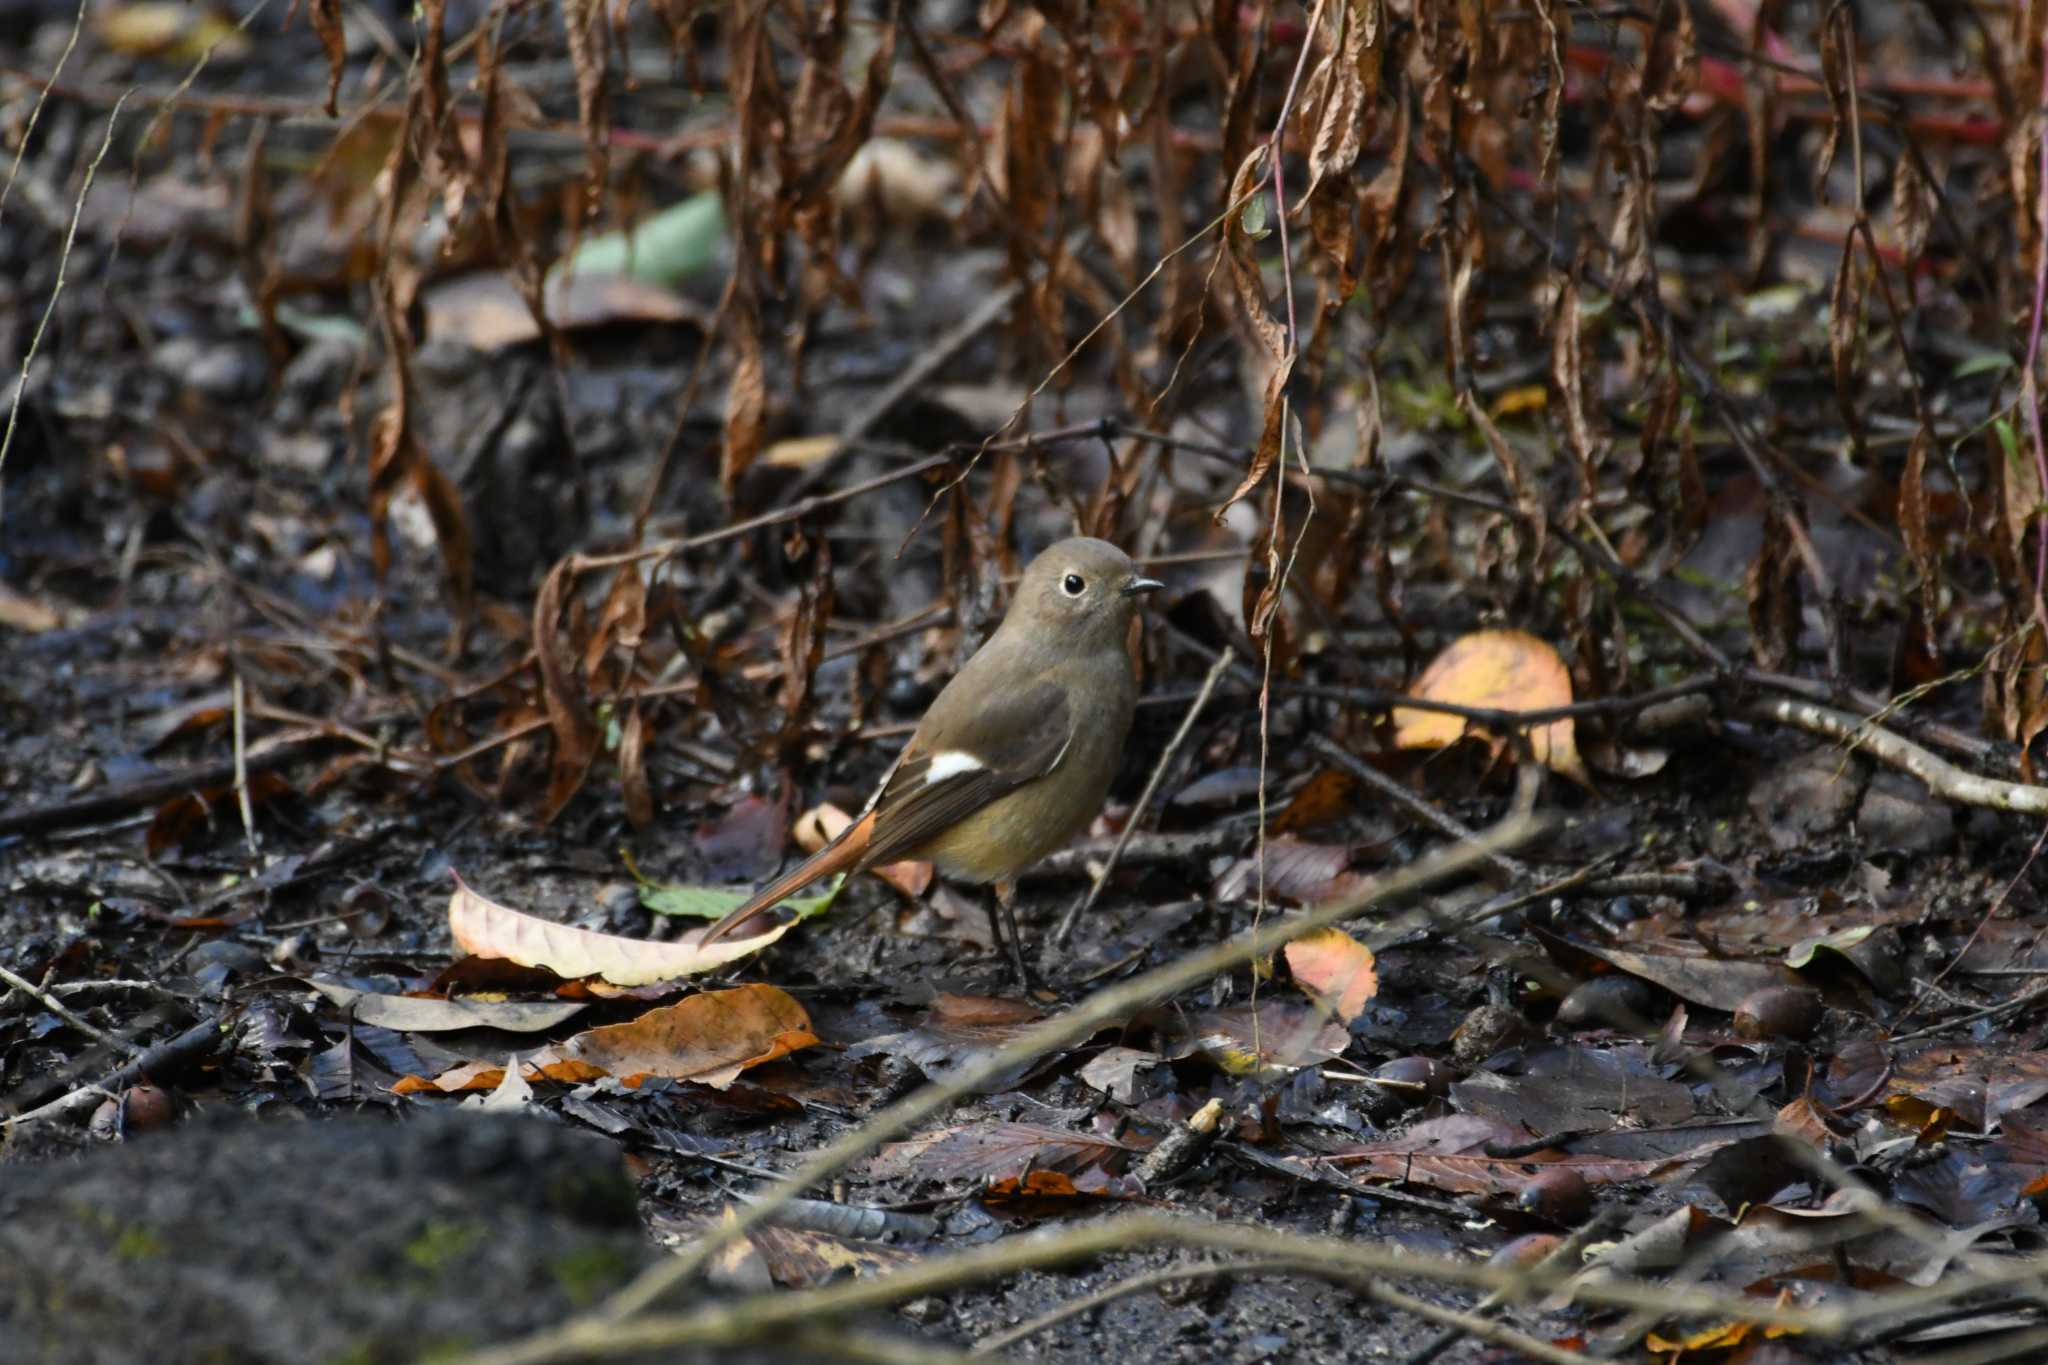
[1062,573,1086,596]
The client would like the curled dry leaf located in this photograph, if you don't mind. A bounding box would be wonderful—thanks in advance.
[421,270,704,351]
[302,977,586,1033]
[1159,1001,1350,1076]
[1323,1114,1685,1199]
[847,994,1056,1094]
[562,984,817,1089]
[1538,928,1804,1013]
[1212,837,1373,906]
[1271,767,1358,834]
[1391,629,1590,785]
[448,875,794,986]
[1283,926,1379,1024]
[868,1121,1135,1184]
[532,558,602,824]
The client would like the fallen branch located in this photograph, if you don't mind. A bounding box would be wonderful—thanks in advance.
[0,732,326,839]
[455,1211,1849,1365]
[2,1013,223,1129]
[1745,695,2048,814]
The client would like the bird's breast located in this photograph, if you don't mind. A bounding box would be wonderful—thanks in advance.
[917,707,1128,884]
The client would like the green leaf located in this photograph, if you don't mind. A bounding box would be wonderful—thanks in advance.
[638,874,846,923]
[1240,191,1269,240]
[1996,416,2021,465]
[560,191,726,289]
[1953,350,2015,381]
[1785,925,1874,969]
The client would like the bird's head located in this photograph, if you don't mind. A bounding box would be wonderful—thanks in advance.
[1008,536,1164,653]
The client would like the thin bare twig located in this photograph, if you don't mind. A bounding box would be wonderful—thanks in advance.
[0,90,131,519]
[0,0,84,221]
[0,966,140,1058]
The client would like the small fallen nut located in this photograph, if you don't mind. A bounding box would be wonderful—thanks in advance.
[1733,985,1824,1041]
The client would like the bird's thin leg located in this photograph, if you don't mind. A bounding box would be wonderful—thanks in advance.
[990,878,1043,997]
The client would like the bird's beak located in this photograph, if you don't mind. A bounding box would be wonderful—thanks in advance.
[1122,576,1166,599]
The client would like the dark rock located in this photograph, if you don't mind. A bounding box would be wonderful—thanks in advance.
[1747,748,1866,851]
[1856,771,1954,856]
[152,336,270,404]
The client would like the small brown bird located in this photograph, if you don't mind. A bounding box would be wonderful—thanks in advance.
[700,537,1164,983]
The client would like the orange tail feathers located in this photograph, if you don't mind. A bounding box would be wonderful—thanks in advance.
[698,809,877,946]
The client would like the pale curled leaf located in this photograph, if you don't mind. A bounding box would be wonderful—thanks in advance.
[302,977,587,1033]
[449,876,793,986]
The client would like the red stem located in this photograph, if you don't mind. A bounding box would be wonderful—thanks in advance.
[2024,39,2048,620]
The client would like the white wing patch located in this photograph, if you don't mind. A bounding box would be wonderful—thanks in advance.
[924,751,986,785]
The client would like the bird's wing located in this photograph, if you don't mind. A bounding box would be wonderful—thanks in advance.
[856,679,1073,870]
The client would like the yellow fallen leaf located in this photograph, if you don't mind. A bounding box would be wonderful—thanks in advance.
[1391,629,1590,785]
[1490,384,1548,419]
[1283,927,1379,1024]
[761,435,841,468]
[95,3,251,60]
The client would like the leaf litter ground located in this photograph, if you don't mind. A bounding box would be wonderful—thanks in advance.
[8,3,2048,1363]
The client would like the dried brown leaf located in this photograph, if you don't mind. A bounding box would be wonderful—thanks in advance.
[563,983,817,1089]
[722,302,768,495]
[777,527,834,734]
[307,0,344,116]
[560,0,611,190]
[619,701,653,830]
[1899,428,1937,615]
[869,1121,1134,1184]
[1324,1114,1684,1197]
[532,558,601,823]
[1744,512,1803,672]
[1297,17,1366,208]
[1215,145,1294,522]
[1550,277,1598,493]
[1641,0,1698,113]
[1892,150,1935,264]
[1212,838,1373,907]
[1828,242,1868,446]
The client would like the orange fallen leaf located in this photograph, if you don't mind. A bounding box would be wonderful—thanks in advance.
[1271,767,1357,834]
[391,1054,608,1095]
[1284,927,1380,1024]
[448,875,793,986]
[1391,629,1590,784]
[561,983,818,1089]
